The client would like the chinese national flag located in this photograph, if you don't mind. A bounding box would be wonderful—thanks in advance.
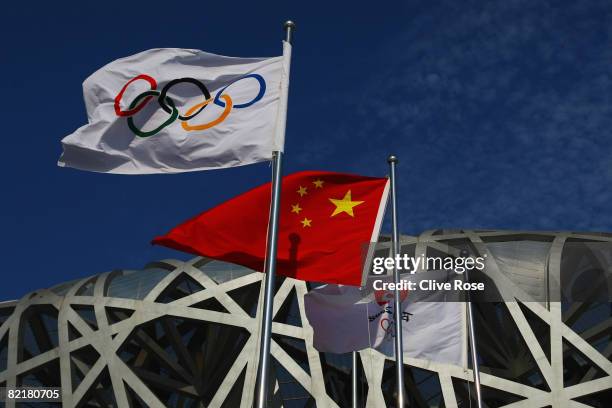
[152,171,389,286]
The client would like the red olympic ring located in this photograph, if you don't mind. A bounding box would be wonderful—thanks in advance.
[114,74,157,117]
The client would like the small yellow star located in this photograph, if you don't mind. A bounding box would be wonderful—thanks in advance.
[329,190,364,217]
[297,186,308,197]
[291,204,302,214]
[301,217,312,227]
[313,179,324,188]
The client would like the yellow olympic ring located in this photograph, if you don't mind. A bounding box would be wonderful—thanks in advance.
[181,94,233,131]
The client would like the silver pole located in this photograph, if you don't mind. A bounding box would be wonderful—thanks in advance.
[461,249,483,408]
[388,155,406,407]
[352,351,359,408]
[254,20,295,408]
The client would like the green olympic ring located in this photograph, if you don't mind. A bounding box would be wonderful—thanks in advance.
[127,90,179,138]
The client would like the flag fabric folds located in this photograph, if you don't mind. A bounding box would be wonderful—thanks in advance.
[59,48,287,174]
[304,273,467,366]
[153,171,389,286]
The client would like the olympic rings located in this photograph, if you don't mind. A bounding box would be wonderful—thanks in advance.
[114,73,266,137]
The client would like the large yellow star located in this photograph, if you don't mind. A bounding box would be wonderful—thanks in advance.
[297,186,308,197]
[329,190,364,217]
[301,217,312,227]
[291,204,302,214]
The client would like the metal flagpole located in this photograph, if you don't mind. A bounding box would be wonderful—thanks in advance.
[254,20,295,408]
[388,155,406,407]
[352,351,359,408]
[460,249,483,408]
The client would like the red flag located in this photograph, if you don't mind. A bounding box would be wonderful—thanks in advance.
[153,171,389,286]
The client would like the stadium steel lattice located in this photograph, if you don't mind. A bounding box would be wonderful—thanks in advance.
[0,230,610,407]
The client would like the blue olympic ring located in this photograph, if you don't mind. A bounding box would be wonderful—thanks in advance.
[213,74,266,109]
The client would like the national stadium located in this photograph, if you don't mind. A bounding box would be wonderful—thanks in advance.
[0,230,610,407]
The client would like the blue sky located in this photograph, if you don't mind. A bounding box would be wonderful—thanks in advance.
[1,0,611,300]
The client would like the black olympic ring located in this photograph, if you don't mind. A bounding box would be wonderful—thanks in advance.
[158,78,211,121]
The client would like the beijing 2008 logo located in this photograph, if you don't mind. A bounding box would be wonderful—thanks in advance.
[370,288,412,340]
[114,73,266,137]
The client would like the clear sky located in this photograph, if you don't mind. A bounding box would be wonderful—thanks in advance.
[1,1,611,300]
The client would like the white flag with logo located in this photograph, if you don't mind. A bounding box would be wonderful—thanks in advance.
[304,273,467,366]
[58,47,288,174]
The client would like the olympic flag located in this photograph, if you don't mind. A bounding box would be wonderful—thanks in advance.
[58,48,287,174]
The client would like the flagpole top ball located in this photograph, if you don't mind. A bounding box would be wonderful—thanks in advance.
[284,20,296,31]
[387,155,399,164]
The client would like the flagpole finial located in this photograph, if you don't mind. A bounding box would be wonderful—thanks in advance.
[387,155,398,164]
[284,20,296,44]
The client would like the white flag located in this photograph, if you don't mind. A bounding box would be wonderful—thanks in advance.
[304,273,466,366]
[58,47,288,174]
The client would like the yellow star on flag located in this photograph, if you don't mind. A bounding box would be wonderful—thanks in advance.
[297,186,308,197]
[291,204,302,214]
[301,217,312,227]
[313,179,324,188]
[329,190,364,217]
